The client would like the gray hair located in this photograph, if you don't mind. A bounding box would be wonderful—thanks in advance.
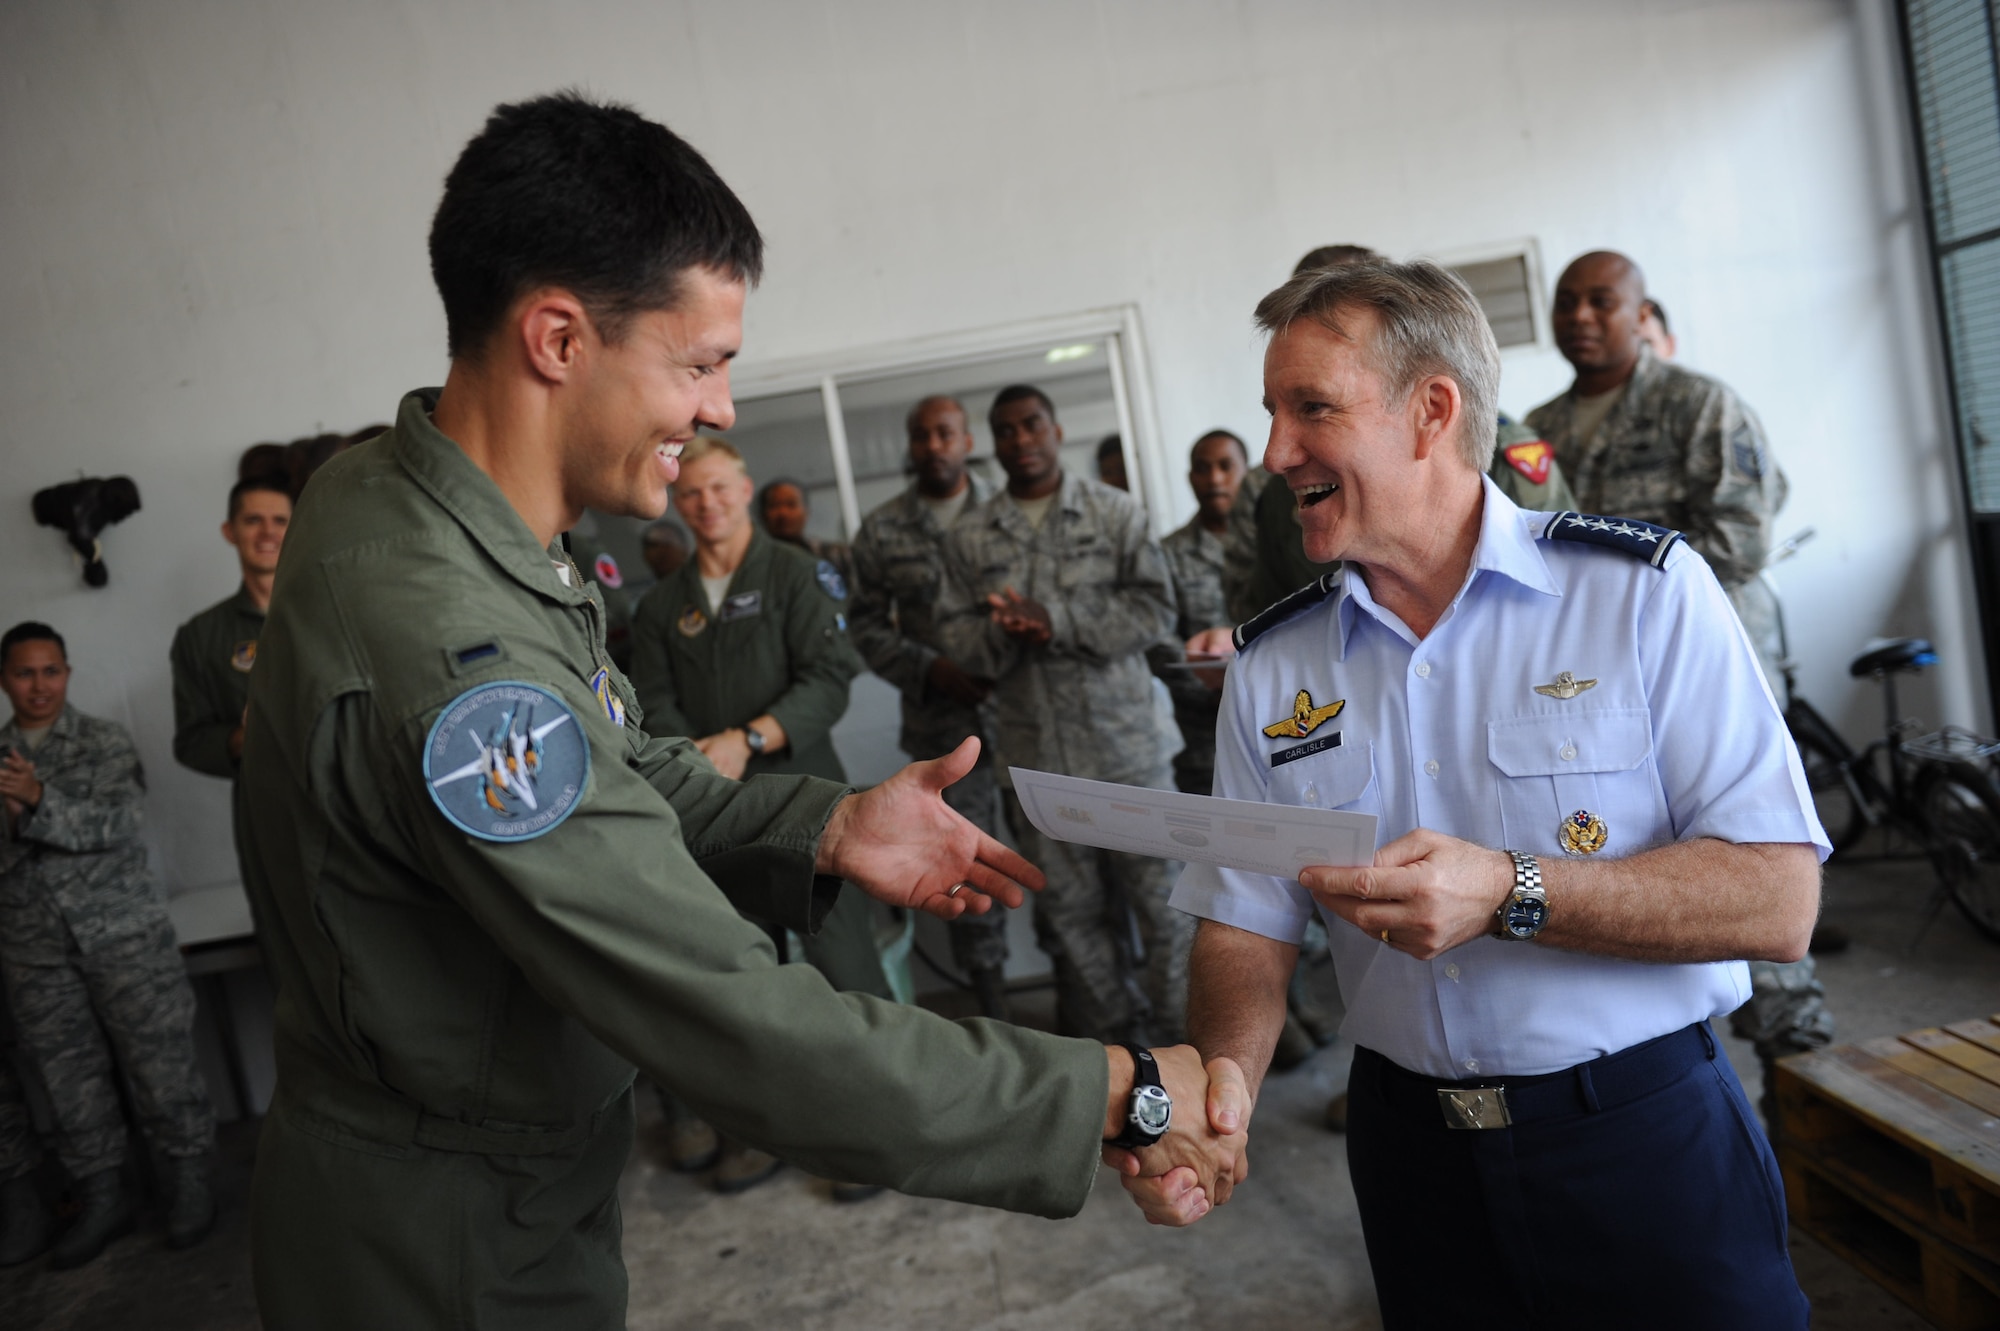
[1253,259,1500,471]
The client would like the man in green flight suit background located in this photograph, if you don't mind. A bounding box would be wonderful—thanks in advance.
[236,93,1249,1329]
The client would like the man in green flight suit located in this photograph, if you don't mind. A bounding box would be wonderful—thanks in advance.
[237,93,1248,1329]
[629,433,891,1196]
[169,475,292,780]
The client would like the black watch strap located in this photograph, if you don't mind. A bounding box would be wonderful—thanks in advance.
[1106,1043,1169,1150]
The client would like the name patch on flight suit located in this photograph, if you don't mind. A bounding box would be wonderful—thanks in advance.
[424,681,590,842]
[816,560,848,601]
[1271,733,1341,767]
[230,641,257,673]
[718,591,762,623]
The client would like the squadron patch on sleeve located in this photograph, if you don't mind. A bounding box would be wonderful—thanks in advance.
[230,640,258,673]
[424,681,590,842]
[815,559,849,601]
[1500,439,1553,486]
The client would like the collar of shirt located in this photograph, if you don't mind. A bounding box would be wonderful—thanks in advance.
[229,583,268,621]
[1,704,78,752]
[388,389,594,611]
[902,471,992,532]
[1336,477,1559,655]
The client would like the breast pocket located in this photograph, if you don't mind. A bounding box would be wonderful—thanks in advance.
[1488,709,1664,857]
[1056,535,1119,591]
[1268,740,1378,816]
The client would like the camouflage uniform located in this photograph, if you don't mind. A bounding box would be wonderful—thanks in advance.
[935,473,1191,1043]
[1525,345,1822,1099]
[1223,419,1577,623]
[1150,517,1228,795]
[849,474,1008,974]
[0,706,214,1183]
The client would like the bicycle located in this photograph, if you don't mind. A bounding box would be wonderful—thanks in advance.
[1770,529,2000,944]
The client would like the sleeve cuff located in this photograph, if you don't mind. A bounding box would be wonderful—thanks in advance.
[1169,861,1315,944]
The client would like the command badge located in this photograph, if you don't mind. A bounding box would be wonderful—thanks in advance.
[1262,690,1344,740]
[1533,671,1597,700]
[678,606,707,637]
[588,667,627,727]
[425,681,589,842]
[1559,809,1608,856]
[816,559,848,601]
[230,640,258,673]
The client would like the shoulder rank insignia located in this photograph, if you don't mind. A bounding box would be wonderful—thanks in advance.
[678,605,707,637]
[1533,671,1597,700]
[424,681,590,842]
[1233,570,1342,651]
[1501,439,1552,486]
[588,667,627,727]
[230,640,258,673]
[1539,512,1683,567]
[815,559,848,601]
[592,552,623,590]
[1263,690,1344,740]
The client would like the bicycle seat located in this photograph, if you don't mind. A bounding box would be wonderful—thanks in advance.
[1849,637,1938,677]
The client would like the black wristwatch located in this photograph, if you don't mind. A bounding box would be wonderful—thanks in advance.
[742,726,766,756]
[1106,1043,1173,1150]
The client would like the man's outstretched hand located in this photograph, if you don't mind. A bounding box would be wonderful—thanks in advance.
[1102,1049,1250,1226]
[816,737,1045,920]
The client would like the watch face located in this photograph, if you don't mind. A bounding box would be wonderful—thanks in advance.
[1134,1086,1172,1133]
[1505,896,1547,937]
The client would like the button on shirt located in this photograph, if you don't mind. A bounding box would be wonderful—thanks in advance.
[1172,479,1829,1080]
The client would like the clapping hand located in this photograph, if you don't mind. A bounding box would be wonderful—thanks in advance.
[0,750,42,818]
[985,588,1053,646]
[1104,1048,1251,1226]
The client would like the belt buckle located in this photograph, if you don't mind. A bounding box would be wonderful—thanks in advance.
[1437,1086,1512,1130]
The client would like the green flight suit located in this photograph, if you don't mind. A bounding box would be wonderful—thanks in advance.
[627,530,888,998]
[237,390,1107,1331]
[169,585,265,779]
[1226,416,1578,622]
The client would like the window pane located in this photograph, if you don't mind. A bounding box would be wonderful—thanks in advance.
[1908,0,2000,246]
[1942,235,2000,510]
[724,388,847,543]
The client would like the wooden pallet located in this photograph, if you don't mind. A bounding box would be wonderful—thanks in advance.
[1778,1018,2000,1329]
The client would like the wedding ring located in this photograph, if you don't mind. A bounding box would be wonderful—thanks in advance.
[947,883,966,898]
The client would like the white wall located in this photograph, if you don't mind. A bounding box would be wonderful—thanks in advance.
[0,0,1977,897]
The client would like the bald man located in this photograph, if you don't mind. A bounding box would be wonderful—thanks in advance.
[1526,253,1827,1125]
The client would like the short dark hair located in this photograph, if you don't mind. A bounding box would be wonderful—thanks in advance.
[904,394,967,435]
[429,91,765,359]
[1,622,66,667]
[228,474,293,520]
[1194,429,1250,465]
[1096,434,1123,462]
[989,384,1057,424]
[1642,297,1671,336]
[1293,244,1385,277]
[757,478,809,513]
[642,520,689,549]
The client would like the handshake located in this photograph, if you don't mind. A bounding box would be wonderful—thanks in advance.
[1101,1045,1251,1227]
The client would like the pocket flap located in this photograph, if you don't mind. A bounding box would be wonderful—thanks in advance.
[1487,709,1652,777]
[1273,739,1375,808]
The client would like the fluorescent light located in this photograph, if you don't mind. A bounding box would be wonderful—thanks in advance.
[1045,343,1096,364]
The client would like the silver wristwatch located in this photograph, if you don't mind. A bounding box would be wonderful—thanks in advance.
[742,726,767,755]
[1495,850,1549,941]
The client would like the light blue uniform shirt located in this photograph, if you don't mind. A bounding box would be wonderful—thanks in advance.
[1172,480,1829,1080]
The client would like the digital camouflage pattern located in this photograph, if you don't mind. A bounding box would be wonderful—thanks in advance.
[850,474,1009,972]
[238,392,1109,1329]
[0,707,213,1181]
[169,585,265,779]
[935,472,1189,1042]
[1150,517,1229,795]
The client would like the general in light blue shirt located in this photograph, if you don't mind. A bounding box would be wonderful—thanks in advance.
[1171,479,1830,1081]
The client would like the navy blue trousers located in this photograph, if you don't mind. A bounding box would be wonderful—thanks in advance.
[1347,1024,1809,1330]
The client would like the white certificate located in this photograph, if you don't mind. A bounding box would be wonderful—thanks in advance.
[1008,767,1377,877]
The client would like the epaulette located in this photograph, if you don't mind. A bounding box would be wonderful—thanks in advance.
[1233,570,1342,651]
[1538,511,1683,567]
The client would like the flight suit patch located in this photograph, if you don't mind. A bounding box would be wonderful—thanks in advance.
[425,682,589,842]
[719,591,762,623]
[592,553,623,589]
[816,560,848,601]
[678,606,707,637]
[588,668,627,727]
[1502,439,1552,486]
[230,640,257,673]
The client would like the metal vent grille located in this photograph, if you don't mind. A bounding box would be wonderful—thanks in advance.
[1451,253,1539,349]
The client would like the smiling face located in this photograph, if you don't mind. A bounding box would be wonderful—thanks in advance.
[223,489,292,578]
[1261,312,1440,567]
[1,639,69,730]
[1551,252,1645,378]
[671,449,755,550]
[555,266,745,522]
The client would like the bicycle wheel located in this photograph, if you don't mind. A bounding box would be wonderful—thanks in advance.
[1793,730,1866,854]
[1915,763,2000,943]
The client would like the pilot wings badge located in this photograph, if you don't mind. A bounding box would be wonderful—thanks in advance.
[1262,690,1345,740]
[1533,671,1598,700]
[424,681,590,842]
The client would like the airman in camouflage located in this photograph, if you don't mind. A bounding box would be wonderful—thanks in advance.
[849,396,1011,1016]
[936,386,1190,1045]
[0,623,215,1268]
[1150,431,1245,796]
[1524,250,1821,1121]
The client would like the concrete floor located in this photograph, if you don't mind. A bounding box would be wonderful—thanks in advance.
[4,844,1995,1329]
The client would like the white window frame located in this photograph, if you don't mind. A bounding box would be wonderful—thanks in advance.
[729,304,1171,536]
